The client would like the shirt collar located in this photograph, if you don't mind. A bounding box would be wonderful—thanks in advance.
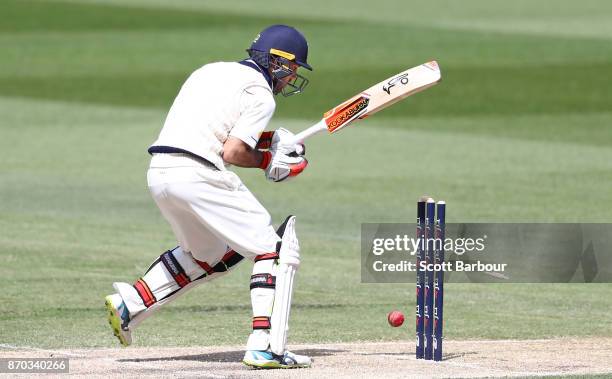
[238,59,273,89]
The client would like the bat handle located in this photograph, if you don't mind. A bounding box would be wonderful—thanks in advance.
[292,119,327,144]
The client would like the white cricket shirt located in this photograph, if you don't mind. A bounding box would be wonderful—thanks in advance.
[150,61,275,170]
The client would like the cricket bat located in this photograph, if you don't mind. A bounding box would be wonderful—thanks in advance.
[292,60,441,145]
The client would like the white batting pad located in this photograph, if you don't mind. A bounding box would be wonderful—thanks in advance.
[269,216,300,355]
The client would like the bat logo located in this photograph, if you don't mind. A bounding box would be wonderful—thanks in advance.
[324,96,369,132]
[383,72,410,95]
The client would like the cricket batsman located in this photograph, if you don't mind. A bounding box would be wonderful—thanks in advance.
[105,25,312,369]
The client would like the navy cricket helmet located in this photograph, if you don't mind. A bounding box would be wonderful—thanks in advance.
[247,25,312,96]
[248,24,312,71]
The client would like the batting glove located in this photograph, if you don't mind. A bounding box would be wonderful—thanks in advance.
[259,150,308,183]
[256,128,305,156]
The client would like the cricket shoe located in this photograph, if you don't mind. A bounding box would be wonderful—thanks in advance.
[105,294,132,347]
[243,349,311,369]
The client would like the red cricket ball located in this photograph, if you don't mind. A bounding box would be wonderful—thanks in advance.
[387,310,404,327]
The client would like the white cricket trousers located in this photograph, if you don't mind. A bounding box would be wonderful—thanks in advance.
[146,153,281,262]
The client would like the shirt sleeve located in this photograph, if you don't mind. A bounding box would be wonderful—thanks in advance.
[229,85,276,149]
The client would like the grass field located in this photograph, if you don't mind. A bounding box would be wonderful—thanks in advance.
[1,0,611,368]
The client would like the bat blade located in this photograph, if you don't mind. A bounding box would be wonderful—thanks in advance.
[324,60,441,134]
[291,60,441,144]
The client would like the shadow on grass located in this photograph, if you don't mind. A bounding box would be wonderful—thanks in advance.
[356,350,478,361]
[118,348,345,363]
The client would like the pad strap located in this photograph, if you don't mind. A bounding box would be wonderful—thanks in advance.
[194,250,245,275]
[252,316,271,330]
[250,273,276,290]
[160,250,190,288]
[255,252,279,262]
[134,249,244,308]
[134,278,156,307]
[213,250,244,272]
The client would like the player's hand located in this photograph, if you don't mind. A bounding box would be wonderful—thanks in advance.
[256,128,305,156]
[259,150,308,182]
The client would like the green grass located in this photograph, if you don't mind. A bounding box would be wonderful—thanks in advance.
[0,0,611,349]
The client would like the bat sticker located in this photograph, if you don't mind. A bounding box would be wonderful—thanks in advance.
[324,95,370,132]
[382,72,410,95]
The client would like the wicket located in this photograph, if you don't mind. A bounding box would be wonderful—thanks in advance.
[416,196,445,361]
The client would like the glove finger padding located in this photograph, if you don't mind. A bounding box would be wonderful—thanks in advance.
[265,153,308,182]
[270,128,294,150]
[291,143,305,156]
[272,128,306,156]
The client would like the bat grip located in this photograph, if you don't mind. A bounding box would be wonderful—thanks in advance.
[291,119,327,144]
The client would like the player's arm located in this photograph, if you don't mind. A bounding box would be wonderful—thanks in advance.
[226,85,307,182]
[222,137,268,168]
[222,135,307,182]
[223,86,276,168]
